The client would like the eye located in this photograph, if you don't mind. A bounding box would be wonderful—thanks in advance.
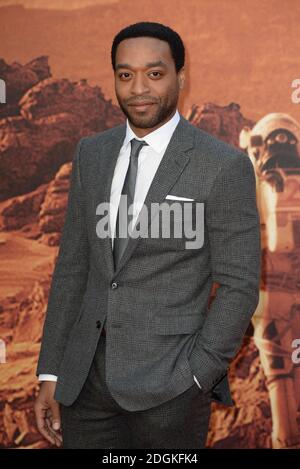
[118,72,131,79]
[149,71,162,78]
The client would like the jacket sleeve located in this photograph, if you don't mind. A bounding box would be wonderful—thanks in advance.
[188,151,261,393]
[36,138,89,376]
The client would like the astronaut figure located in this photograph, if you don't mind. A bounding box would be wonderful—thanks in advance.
[240,113,300,449]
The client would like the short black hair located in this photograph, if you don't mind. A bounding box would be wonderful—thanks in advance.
[111,21,185,73]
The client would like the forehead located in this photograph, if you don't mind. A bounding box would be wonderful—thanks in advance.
[115,36,173,67]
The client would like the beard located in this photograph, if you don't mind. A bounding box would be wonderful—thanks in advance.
[116,90,179,129]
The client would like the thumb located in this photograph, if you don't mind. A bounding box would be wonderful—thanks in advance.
[50,400,61,430]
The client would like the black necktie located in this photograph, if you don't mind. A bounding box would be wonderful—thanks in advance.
[113,138,149,269]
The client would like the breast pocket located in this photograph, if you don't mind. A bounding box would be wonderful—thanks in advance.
[147,199,204,251]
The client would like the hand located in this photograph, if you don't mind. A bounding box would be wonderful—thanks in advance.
[34,381,63,447]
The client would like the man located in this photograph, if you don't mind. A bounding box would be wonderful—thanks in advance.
[34,21,261,449]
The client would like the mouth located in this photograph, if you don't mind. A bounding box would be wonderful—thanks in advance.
[129,102,156,112]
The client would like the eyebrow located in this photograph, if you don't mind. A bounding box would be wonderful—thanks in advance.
[115,60,168,71]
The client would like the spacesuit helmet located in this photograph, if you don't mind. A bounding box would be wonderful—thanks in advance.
[239,113,300,173]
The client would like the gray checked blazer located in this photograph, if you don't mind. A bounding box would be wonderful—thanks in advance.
[36,113,261,411]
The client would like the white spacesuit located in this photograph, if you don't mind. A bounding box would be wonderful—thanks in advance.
[240,113,300,449]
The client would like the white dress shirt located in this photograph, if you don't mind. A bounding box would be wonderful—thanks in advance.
[39,109,202,390]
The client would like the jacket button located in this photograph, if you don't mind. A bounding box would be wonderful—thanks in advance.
[111,282,118,289]
[96,320,101,329]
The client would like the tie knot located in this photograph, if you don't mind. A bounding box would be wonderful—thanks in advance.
[130,138,148,158]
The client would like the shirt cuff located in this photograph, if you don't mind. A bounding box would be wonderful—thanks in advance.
[38,374,58,382]
[193,374,202,389]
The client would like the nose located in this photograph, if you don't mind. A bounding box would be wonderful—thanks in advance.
[130,72,150,96]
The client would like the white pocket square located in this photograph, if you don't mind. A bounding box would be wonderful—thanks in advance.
[165,194,195,201]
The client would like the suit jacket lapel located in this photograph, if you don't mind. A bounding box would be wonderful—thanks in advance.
[98,114,196,279]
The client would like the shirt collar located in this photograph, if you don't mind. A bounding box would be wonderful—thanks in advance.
[123,109,180,154]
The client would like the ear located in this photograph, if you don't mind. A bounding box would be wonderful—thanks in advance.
[178,67,185,90]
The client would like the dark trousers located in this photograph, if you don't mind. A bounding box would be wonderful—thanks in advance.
[60,334,212,449]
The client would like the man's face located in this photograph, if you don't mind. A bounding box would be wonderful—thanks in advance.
[114,36,185,136]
